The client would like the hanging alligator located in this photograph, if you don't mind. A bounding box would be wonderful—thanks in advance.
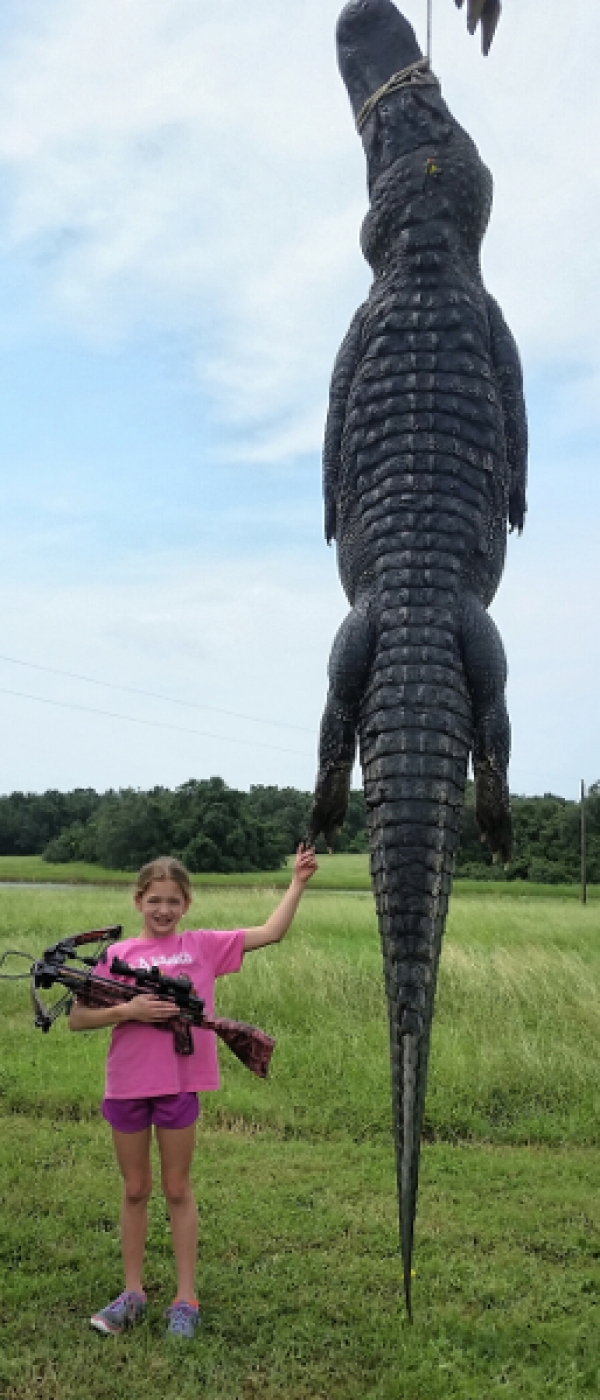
[308,0,527,1316]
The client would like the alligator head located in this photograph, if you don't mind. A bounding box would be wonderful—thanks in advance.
[337,0,492,270]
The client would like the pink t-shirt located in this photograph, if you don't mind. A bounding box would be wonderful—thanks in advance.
[99,929,245,1098]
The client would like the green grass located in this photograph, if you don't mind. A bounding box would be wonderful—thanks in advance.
[2,885,600,1144]
[0,852,375,890]
[0,851,598,897]
[2,1123,600,1400]
[2,885,600,1397]
[0,854,136,885]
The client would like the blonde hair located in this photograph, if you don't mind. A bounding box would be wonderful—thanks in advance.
[134,856,192,903]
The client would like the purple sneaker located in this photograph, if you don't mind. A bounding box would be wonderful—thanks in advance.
[165,1299,201,1338]
[90,1290,146,1335]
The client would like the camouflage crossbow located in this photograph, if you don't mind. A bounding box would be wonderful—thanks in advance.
[0,925,275,1078]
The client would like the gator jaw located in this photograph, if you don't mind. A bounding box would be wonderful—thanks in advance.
[336,0,422,127]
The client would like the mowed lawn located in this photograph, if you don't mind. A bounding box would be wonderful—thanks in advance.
[1,883,600,1399]
[0,852,374,890]
[1,850,598,897]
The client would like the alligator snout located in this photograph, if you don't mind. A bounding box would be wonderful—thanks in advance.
[336,0,422,123]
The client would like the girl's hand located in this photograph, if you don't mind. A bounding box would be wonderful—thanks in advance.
[119,994,180,1024]
[292,844,318,887]
[243,845,318,951]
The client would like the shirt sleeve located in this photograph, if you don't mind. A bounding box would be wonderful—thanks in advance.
[193,929,245,978]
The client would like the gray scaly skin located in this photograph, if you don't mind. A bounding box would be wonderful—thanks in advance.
[308,0,527,1316]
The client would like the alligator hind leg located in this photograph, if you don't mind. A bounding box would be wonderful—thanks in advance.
[309,599,376,847]
[460,592,512,863]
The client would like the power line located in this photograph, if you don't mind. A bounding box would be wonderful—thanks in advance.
[0,685,313,759]
[0,652,314,735]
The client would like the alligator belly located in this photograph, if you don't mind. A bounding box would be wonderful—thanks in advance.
[348,282,493,1030]
[341,277,510,605]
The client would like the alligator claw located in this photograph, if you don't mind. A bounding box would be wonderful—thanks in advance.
[474,762,513,865]
[454,0,501,53]
[308,765,351,848]
[509,486,527,535]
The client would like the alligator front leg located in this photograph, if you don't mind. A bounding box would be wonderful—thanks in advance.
[323,304,368,546]
[309,599,376,847]
[486,292,528,535]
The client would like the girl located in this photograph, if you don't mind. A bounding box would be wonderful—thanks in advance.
[69,843,318,1339]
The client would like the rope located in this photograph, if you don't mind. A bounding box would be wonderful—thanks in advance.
[356,58,439,134]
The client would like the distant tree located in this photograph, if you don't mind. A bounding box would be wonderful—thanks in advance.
[92,788,173,871]
[456,785,581,883]
[0,787,101,856]
[43,821,97,865]
[171,778,287,873]
[334,790,368,852]
[41,777,290,873]
[245,783,369,854]
[4,774,590,882]
[246,786,312,852]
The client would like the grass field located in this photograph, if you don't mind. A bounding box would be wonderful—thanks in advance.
[0,851,597,898]
[1,884,600,1398]
[0,851,379,889]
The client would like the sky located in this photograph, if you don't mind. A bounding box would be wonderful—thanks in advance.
[0,0,597,802]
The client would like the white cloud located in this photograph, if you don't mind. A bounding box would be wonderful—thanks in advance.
[0,0,368,448]
[1,0,597,458]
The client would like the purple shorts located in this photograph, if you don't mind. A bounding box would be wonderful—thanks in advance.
[101,1092,200,1134]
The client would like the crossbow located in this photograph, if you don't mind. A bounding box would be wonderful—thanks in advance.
[0,925,275,1079]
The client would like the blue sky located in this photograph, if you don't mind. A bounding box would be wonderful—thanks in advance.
[0,0,597,800]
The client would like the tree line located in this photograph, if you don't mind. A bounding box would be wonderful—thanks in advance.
[0,778,597,882]
[0,779,364,875]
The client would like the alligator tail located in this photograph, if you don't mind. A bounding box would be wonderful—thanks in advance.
[398,1030,420,1316]
[360,584,473,1313]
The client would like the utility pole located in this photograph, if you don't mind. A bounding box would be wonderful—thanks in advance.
[581,779,587,905]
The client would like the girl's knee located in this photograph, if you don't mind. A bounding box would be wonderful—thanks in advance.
[161,1173,193,1208]
[123,1174,152,1206]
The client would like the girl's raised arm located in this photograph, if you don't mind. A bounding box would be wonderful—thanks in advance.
[243,846,318,952]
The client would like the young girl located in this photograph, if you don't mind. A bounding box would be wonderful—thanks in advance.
[69,843,318,1339]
